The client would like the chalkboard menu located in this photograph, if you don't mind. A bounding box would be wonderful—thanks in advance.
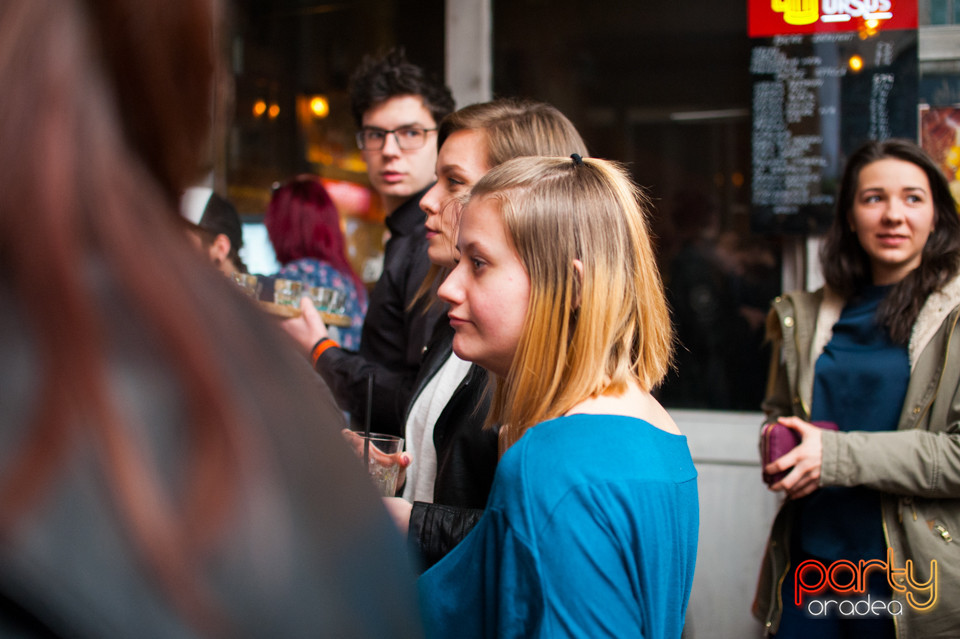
[750,31,918,234]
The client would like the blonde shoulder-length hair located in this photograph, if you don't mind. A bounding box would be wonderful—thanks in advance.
[438,98,588,168]
[470,155,673,452]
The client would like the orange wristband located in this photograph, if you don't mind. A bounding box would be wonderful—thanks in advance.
[311,337,338,367]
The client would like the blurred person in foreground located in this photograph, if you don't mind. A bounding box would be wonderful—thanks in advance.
[0,1,422,637]
[282,48,454,436]
[266,176,368,350]
[181,186,248,277]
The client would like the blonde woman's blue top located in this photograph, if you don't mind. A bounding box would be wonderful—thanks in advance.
[418,413,699,639]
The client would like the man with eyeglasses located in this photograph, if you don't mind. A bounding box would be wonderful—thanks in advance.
[282,48,454,437]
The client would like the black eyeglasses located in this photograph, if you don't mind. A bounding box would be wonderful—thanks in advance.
[356,126,437,151]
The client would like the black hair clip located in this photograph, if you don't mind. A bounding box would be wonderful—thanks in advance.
[571,153,584,166]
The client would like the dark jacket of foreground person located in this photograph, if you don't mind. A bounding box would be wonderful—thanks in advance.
[0,278,424,638]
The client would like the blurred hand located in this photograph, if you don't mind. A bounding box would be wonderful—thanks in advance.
[280,296,329,357]
[765,416,823,499]
[382,497,413,535]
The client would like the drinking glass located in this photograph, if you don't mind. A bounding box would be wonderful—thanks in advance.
[274,278,303,306]
[355,433,404,497]
[231,273,262,299]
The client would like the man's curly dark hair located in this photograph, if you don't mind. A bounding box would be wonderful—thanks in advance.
[348,47,455,129]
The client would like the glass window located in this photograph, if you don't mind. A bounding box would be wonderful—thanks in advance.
[494,1,781,410]
[920,0,960,25]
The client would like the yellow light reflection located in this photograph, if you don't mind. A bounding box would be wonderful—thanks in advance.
[253,100,267,117]
[858,21,879,39]
[343,154,368,173]
[310,96,330,118]
[849,55,864,72]
[268,104,280,119]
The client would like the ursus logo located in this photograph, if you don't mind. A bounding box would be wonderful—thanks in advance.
[749,0,914,40]
[772,0,820,25]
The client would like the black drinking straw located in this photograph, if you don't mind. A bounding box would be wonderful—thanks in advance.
[363,372,374,467]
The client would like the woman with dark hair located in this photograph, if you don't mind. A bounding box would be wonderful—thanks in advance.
[0,1,421,636]
[267,176,367,349]
[755,138,960,638]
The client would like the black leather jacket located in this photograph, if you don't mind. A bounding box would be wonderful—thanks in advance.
[316,187,443,436]
[405,321,499,571]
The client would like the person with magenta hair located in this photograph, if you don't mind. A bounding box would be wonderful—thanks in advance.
[266,176,368,350]
[419,155,698,638]
[755,139,960,638]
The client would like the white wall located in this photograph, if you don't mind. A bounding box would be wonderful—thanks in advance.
[671,409,781,639]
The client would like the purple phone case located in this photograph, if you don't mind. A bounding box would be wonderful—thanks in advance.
[761,420,838,485]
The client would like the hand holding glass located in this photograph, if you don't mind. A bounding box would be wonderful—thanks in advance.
[342,430,405,496]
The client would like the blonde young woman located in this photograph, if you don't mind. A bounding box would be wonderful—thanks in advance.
[419,155,699,638]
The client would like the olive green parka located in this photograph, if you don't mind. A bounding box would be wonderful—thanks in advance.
[753,274,960,638]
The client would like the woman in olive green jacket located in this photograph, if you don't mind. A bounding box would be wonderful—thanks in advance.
[753,139,960,639]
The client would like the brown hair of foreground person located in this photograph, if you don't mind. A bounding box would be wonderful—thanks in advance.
[0,0,231,618]
[0,1,246,632]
